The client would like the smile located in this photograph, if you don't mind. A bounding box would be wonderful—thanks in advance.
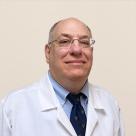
[65,60,86,64]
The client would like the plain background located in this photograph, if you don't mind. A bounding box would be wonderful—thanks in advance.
[0,0,136,135]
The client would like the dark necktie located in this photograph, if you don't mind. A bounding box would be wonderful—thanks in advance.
[67,93,87,136]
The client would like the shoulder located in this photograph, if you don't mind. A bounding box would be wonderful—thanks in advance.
[88,83,120,111]
[0,73,54,113]
[0,74,50,106]
[0,81,39,109]
[89,83,117,101]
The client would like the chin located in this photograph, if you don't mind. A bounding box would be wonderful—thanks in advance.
[66,72,88,80]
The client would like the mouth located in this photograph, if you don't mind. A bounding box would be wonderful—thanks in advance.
[65,60,86,65]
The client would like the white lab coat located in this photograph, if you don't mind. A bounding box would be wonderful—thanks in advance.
[0,74,124,136]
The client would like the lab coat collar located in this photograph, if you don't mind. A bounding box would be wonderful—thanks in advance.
[38,74,59,112]
[38,74,106,112]
[89,84,106,111]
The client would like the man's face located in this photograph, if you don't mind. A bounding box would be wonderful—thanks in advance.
[45,19,93,83]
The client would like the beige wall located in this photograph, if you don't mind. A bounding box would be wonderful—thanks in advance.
[0,0,136,135]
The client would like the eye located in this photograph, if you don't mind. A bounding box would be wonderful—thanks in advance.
[80,40,90,45]
[58,39,71,46]
[59,39,70,43]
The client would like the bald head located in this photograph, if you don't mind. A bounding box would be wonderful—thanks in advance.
[48,17,92,43]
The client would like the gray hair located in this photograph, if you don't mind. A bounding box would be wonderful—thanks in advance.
[48,20,61,43]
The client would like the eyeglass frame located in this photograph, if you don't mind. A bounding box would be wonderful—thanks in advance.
[48,36,95,49]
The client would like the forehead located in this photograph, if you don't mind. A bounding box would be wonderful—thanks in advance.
[52,19,91,38]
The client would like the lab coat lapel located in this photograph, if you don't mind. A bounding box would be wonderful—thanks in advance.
[85,84,106,136]
[39,75,76,136]
[85,92,98,136]
[57,105,77,136]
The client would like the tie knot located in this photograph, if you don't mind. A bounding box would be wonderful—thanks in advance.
[67,93,85,105]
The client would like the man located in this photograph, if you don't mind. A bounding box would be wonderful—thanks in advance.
[0,17,124,136]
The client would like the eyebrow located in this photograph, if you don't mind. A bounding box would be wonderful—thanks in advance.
[59,33,90,39]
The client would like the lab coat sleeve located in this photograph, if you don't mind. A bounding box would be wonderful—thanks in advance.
[0,98,12,136]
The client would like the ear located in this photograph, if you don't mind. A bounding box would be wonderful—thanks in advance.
[45,44,50,64]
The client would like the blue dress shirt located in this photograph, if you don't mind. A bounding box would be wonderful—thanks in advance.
[48,72,89,119]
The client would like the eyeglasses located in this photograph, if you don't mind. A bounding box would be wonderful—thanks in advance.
[48,37,95,48]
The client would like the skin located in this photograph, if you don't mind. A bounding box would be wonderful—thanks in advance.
[45,18,93,94]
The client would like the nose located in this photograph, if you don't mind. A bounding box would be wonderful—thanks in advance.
[68,39,82,56]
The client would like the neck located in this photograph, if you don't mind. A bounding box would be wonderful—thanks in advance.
[61,79,87,94]
[50,74,87,94]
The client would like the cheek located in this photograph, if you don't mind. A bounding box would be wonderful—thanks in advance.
[54,48,69,61]
[84,49,93,61]
[49,49,68,67]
